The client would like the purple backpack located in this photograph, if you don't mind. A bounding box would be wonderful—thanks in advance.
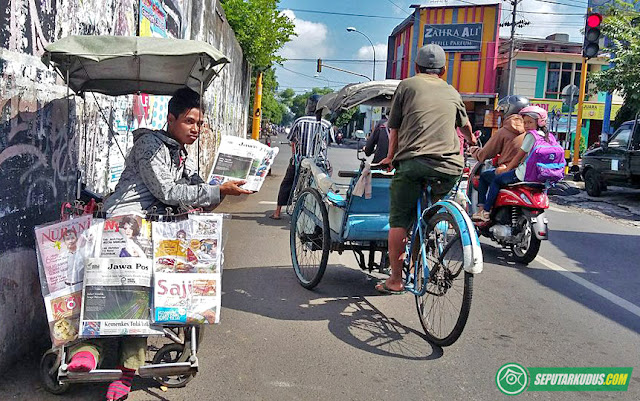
[523,130,566,183]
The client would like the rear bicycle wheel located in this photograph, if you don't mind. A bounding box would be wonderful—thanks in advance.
[290,187,330,289]
[414,212,473,346]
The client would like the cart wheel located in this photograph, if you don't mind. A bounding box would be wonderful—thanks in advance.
[290,187,330,289]
[152,344,195,388]
[40,350,69,395]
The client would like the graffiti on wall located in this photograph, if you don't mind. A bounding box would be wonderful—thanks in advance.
[0,97,77,252]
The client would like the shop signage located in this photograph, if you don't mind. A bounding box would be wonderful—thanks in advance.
[423,23,483,51]
[529,99,621,121]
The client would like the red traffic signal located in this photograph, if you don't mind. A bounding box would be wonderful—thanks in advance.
[583,12,603,59]
[587,13,602,28]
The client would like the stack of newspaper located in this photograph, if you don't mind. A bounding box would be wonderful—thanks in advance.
[78,214,161,337]
[152,214,223,324]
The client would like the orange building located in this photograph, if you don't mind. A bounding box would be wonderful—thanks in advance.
[386,2,501,128]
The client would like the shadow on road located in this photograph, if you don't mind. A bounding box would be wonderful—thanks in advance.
[221,264,443,361]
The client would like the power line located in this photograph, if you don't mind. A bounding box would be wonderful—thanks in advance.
[532,0,588,9]
[283,8,405,20]
[277,65,357,84]
[284,58,387,63]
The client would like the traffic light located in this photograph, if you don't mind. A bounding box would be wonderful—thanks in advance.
[317,58,322,73]
[583,12,602,59]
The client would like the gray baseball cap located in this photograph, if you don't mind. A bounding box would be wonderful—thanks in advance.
[415,44,446,69]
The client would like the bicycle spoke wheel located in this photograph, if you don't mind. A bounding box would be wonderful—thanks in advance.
[286,167,312,216]
[290,187,330,289]
[414,212,473,346]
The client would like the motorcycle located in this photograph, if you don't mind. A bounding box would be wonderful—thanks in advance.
[466,158,549,264]
[335,132,343,145]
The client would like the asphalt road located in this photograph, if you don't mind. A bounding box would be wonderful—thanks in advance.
[4,144,639,400]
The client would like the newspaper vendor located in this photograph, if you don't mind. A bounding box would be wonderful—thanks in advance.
[103,87,252,214]
[68,87,251,401]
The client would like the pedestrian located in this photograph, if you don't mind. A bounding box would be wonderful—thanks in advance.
[363,113,389,164]
[270,94,333,220]
[376,44,476,294]
[70,87,252,401]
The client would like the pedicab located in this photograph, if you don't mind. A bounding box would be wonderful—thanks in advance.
[38,35,229,393]
[289,80,483,346]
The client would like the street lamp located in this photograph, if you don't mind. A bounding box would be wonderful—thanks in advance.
[314,73,330,88]
[346,27,376,81]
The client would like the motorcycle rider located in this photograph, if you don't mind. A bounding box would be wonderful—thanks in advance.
[469,95,528,221]
[473,106,549,222]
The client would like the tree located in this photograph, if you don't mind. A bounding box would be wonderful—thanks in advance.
[220,0,295,70]
[290,88,334,119]
[589,2,640,128]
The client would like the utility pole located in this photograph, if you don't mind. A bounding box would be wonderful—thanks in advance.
[251,71,263,141]
[502,0,529,95]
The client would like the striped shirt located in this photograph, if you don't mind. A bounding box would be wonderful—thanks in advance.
[287,116,334,159]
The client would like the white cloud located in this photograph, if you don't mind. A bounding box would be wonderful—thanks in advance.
[356,43,389,61]
[279,10,332,59]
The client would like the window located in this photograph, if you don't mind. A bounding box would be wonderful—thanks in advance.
[545,61,587,99]
[461,54,480,61]
[609,125,632,149]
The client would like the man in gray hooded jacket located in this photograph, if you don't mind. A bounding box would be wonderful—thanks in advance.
[104,87,251,215]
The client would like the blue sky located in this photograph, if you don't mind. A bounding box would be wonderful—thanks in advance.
[275,0,589,93]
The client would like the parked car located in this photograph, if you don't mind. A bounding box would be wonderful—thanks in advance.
[580,119,640,197]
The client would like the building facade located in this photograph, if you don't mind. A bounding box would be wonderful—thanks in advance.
[498,34,623,149]
[386,2,501,129]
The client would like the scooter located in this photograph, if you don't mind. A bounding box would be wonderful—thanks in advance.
[466,158,549,264]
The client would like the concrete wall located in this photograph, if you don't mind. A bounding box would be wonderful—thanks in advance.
[0,0,250,372]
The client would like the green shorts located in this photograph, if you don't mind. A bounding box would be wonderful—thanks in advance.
[389,158,459,229]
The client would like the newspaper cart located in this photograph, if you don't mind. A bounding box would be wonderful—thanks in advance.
[37,35,229,394]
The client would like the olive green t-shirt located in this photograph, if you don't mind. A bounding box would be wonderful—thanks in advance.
[387,74,469,175]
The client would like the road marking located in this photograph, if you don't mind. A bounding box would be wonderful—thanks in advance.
[536,255,640,318]
[547,205,568,213]
[259,201,278,205]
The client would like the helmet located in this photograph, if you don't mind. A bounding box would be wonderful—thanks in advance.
[497,95,530,118]
[305,94,322,116]
[519,106,548,128]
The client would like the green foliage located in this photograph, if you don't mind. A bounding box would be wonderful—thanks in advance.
[290,88,334,119]
[220,0,295,70]
[589,1,640,124]
[335,107,358,128]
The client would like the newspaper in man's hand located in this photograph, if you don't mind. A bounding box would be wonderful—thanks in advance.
[208,136,279,192]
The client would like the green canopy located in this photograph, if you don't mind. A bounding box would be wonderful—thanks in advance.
[42,35,230,96]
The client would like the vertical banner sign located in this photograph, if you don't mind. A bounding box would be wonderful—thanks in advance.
[140,0,169,38]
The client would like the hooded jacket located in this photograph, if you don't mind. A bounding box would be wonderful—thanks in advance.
[103,129,220,215]
[470,114,525,166]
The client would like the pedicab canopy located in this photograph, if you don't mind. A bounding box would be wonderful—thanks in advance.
[42,35,230,96]
[316,80,401,119]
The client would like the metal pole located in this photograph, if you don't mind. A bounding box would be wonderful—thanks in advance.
[251,71,263,141]
[506,0,518,95]
[351,29,376,81]
[572,58,589,166]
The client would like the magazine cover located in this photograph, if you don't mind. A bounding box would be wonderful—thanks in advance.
[79,257,160,337]
[153,272,220,324]
[100,214,153,259]
[207,136,279,192]
[43,284,83,347]
[152,215,222,274]
[34,215,94,295]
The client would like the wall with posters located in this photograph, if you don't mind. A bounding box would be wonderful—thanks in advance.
[0,0,250,372]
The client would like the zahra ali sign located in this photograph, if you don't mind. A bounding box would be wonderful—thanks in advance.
[423,23,483,52]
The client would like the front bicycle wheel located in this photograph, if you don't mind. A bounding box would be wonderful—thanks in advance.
[290,187,330,289]
[414,212,473,346]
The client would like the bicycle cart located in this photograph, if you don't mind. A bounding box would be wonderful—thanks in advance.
[38,35,228,393]
[290,80,483,346]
